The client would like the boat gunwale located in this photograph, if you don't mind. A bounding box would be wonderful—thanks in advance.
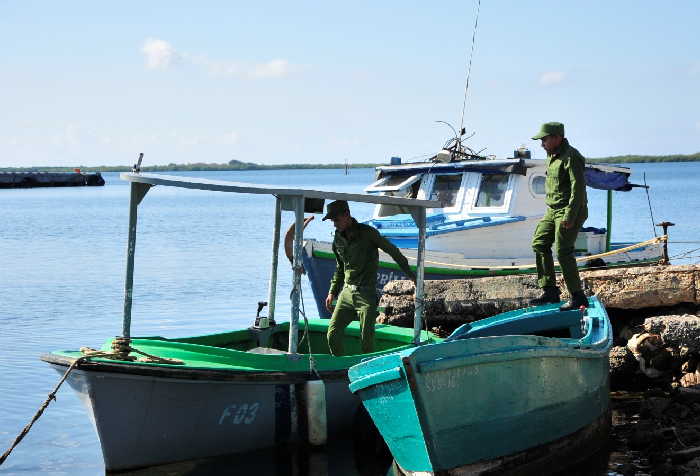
[41,353,353,383]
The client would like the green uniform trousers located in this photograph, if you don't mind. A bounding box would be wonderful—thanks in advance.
[531,207,587,293]
[327,287,378,356]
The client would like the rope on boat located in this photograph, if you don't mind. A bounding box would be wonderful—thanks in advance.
[294,284,321,379]
[80,336,185,365]
[403,235,668,270]
[0,338,182,467]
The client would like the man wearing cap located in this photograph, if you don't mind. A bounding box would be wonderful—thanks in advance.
[530,122,589,311]
[323,200,416,356]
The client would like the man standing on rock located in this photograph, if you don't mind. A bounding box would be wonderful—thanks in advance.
[530,122,589,311]
[324,200,416,355]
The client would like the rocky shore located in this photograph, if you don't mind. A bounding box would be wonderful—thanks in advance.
[379,264,700,475]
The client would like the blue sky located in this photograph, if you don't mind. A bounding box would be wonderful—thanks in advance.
[1,1,698,167]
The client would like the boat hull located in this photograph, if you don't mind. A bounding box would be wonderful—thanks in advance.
[391,411,610,476]
[348,299,612,473]
[42,319,436,471]
[385,216,539,257]
[46,358,358,471]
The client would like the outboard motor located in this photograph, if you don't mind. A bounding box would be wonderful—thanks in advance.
[253,301,275,328]
[514,145,531,159]
[249,301,277,348]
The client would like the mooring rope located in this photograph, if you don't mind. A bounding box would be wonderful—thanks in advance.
[0,357,85,466]
[0,338,183,467]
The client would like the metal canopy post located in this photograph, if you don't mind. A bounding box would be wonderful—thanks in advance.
[122,182,152,339]
[267,197,282,321]
[413,206,427,345]
[606,190,613,252]
[288,195,304,353]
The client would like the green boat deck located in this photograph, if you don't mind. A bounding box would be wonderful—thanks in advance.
[51,319,442,373]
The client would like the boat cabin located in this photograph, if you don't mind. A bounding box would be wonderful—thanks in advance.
[364,156,548,255]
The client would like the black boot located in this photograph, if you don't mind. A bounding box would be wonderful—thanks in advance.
[559,291,588,311]
[530,286,561,306]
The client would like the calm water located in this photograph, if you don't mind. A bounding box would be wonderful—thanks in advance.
[1,163,699,475]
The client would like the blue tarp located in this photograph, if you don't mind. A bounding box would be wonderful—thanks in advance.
[584,167,633,191]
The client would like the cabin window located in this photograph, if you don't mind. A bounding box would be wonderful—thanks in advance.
[365,174,422,195]
[474,174,509,208]
[531,175,546,196]
[430,174,462,207]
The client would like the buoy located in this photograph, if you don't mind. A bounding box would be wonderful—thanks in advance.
[305,380,327,446]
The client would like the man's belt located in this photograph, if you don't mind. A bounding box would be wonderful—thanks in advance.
[344,283,375,292]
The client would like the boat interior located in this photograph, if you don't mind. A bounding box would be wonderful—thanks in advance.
[131,320,421,359]
[445,301,606,346]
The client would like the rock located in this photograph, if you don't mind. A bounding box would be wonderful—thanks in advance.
[644,315,700,351]
[681,372,700,388]
[377,276,540,327]
[610,346,639,386]
[675,387,700,403]
[580,265,699,309]
[378,264,700,329]
[640,397,672,418]
[671,446,700,463]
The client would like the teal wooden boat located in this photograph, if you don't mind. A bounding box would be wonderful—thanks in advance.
[348,296,613,475]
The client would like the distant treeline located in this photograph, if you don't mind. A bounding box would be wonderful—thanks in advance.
[586,152,700,164]
[0,159,379,173]
[3,152,700,172]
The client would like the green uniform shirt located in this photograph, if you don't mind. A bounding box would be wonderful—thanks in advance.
[329,218,415,296]
[545,138,588,223]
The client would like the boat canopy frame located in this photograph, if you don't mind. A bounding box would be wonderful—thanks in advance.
[119,172,442,353]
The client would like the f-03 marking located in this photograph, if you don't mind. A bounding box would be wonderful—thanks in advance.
[218,402,261,425]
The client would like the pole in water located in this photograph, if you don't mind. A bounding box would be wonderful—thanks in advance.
[655,221,675,265]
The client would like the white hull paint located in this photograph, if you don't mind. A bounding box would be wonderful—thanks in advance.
[422,217,540,257]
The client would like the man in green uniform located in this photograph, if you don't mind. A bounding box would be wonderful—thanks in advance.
[324,200,416,355]
[530,122,589,311]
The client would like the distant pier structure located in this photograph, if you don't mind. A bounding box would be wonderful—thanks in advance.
[0,171,105,188]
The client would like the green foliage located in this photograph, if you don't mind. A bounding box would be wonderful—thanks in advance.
[586,152,700,164]
[0,161,379,172]
[4,151,700,172]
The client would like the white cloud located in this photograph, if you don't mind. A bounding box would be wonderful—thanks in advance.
[222,131,240,145]
[141,38,292,79]
[142,38,177,70]
[539,71,566,86]
[51,123,81,148]
[249,59,290,79]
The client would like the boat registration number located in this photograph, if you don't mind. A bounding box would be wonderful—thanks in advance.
[218,402,260,425]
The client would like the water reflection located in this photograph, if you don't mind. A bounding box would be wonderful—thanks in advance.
[114,410,393,476]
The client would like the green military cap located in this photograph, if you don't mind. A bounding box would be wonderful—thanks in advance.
[532,122,565,140]
[322,200,350,221]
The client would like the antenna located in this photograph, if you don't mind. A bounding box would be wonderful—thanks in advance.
[458,0,482,134]
[132,153,144,173]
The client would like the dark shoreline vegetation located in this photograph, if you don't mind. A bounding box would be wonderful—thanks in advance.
[2,152,699,172]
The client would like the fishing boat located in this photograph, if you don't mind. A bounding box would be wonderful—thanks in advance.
[301,144,666,317]
[348,295,613,475]
[40,172,442,471]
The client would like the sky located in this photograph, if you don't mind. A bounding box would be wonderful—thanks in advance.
[1,1,699,167]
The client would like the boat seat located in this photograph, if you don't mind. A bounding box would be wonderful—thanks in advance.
[247,347,290,355]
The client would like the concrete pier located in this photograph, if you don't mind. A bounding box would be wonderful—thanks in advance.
[0,171,105,188]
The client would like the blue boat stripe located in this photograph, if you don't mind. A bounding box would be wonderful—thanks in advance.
[348,366,404,393]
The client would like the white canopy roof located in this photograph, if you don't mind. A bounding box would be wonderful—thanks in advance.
[121,172,442,208]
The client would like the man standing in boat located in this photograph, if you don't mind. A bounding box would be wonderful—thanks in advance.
[530,122,589,311]
[323,200,416,356]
